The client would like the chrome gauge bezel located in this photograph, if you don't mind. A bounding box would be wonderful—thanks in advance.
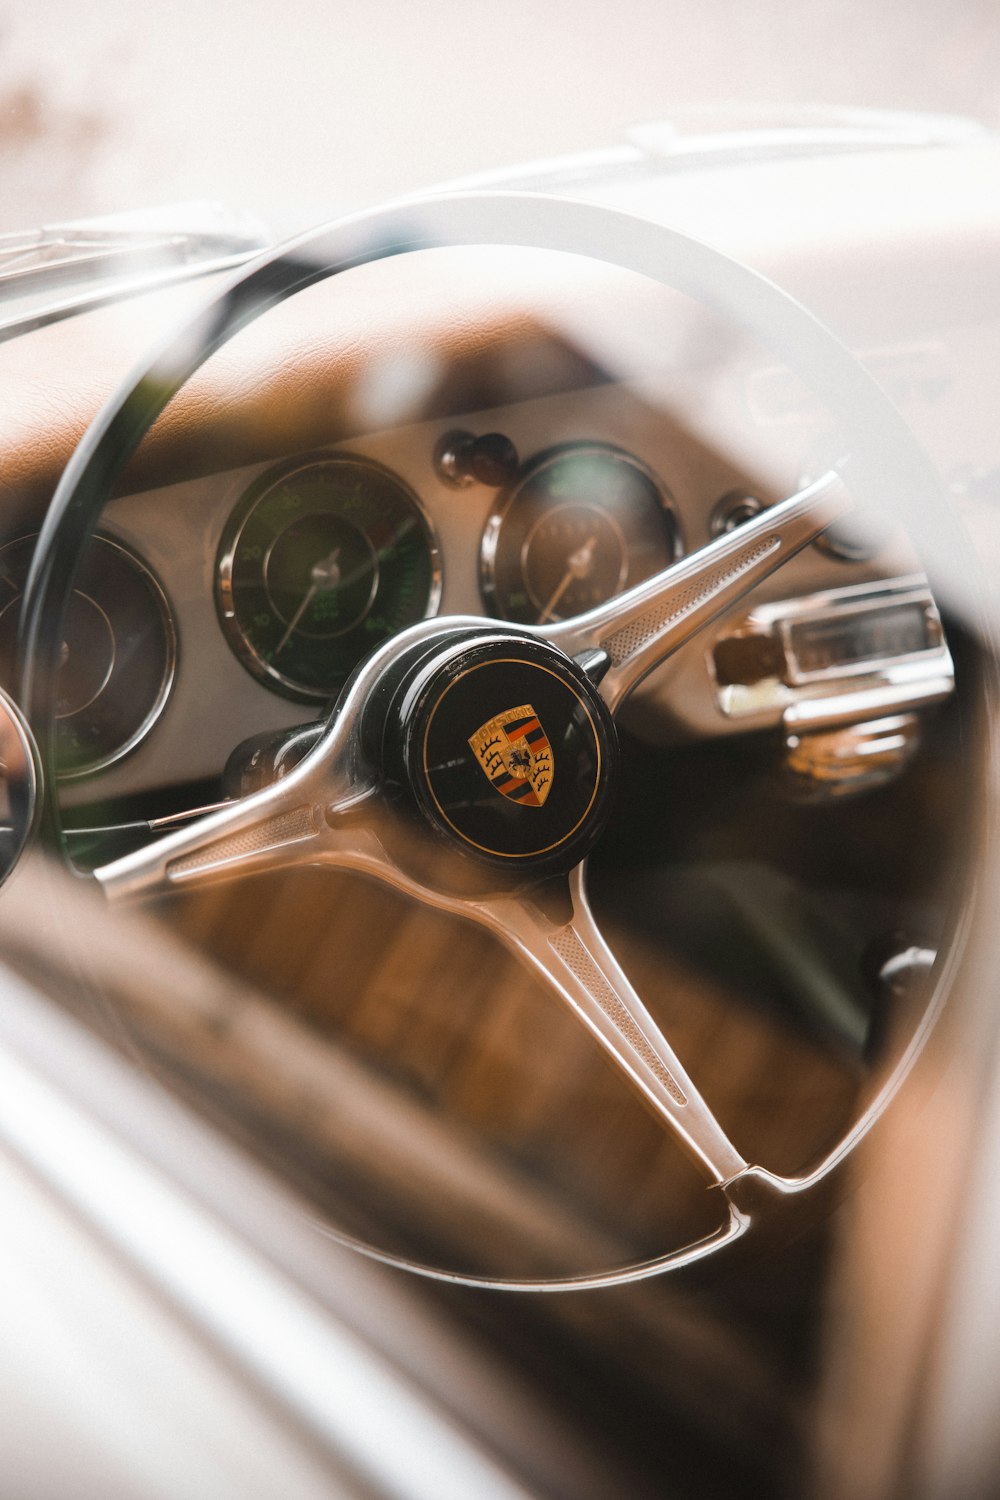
[0,682,41,883]
[216,452,443,704]
[0,532,177,780]
[479,442,683,626]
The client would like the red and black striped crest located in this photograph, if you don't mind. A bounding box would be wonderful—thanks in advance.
[468,703,554,807]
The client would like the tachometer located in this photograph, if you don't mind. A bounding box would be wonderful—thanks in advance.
[216,455,441,702]
[480,444,681,625]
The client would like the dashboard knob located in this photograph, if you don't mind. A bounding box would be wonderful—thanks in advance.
[434,430,519,489]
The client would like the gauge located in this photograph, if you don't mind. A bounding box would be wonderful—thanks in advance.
[0,534,176,778]
[217,455,441,702]
[480,444,681,626]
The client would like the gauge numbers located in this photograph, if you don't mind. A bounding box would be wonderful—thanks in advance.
[481,445,681,625]
[217,455,441,702]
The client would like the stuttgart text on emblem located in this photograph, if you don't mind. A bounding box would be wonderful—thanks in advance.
[468,704,554,807]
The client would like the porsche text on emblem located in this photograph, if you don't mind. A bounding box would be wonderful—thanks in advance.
[468,704,554,807]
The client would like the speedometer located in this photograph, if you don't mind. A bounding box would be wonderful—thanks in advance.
[216,455,441,702]
[480,444,681,625]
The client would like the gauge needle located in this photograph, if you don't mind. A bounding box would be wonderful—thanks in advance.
[274,547,341,657]
[537,534,598,625]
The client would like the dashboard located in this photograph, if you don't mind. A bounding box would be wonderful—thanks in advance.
[0,131,992,836]
[34,384,948,813]
[0,162,991,827]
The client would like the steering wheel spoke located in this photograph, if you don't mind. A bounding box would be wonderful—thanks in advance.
[94,708,379,901]
[471,865,749,1184]
[542,470,851,712]
[97,791,322,902]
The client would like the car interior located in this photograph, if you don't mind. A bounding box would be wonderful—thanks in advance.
[0,112,997,1499]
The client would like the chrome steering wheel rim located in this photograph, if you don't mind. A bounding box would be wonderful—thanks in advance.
[17,191,990,1288]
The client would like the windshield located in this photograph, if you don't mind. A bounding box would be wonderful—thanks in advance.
[3,2,999,236]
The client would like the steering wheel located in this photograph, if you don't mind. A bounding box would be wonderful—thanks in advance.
[17,193,987,1288]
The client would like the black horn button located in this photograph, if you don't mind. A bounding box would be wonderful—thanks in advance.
[382,633,618,874]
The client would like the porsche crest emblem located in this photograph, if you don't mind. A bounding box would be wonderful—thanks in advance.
[468,704,554,807]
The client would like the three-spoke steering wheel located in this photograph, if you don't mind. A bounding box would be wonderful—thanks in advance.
[18,192,976,1285]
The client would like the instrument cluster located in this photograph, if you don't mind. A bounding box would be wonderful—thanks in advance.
[213,438,683,703]
[8,418,912,799]
[0,430,697,791]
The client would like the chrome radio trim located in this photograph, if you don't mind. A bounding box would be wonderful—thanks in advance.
[711,574,954,731]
